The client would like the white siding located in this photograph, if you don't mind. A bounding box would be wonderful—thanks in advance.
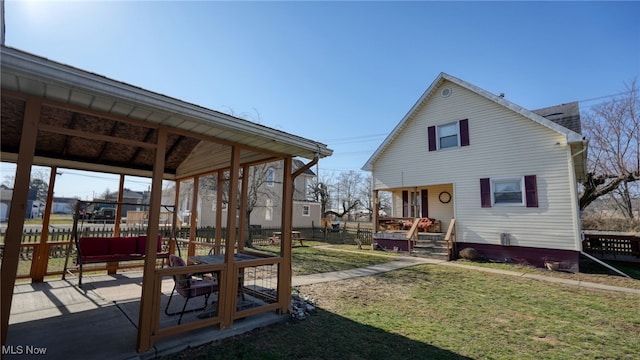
[372,81,580,251]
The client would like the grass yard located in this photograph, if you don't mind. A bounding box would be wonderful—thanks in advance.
[253,243,400,276]
[167,257,640,360]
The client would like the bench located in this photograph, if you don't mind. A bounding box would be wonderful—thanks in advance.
[76,235,169,287]
[269,231,305,246]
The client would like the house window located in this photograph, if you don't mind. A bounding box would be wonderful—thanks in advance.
[480,175,538,208]
[438,122,459,149]
[493,178,524,205]
[302,205,310,216]
[267,168,275,187]
[428,119,469,151]
[265,199,272,221]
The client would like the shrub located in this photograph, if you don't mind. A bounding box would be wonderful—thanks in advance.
[459,247,480,260]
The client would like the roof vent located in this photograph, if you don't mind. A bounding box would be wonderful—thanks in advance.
[441,87,452,98]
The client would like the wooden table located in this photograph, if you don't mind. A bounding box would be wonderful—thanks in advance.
[270,231,305,246]
[189,253,256,301]
[190,253,258,265]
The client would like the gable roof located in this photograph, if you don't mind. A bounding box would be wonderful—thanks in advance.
[1,46,333,179]
[362,72,587,172]
[532,102,582,134]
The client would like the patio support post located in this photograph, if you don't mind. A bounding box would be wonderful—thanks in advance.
[172,180,180,255]
[32,166,58,282]
[188,175,199,257]
[220,146,241,328]
[1,98,40,348]
[373,189,379,233]
[238,164,249,251]
[277,156,294,314]
[114,174,125,236]
[214,171,223,255]
[136,127,166,352]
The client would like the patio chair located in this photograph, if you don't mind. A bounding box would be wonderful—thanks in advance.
[165,254,219,324]
[206,247,246,301]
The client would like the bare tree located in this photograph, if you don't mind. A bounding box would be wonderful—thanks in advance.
[326,170,362,221]
[358,174,374,221]
[308,171,334,219]
[244,162,281,246]
[377,190,392,216]
[580,79,640,214]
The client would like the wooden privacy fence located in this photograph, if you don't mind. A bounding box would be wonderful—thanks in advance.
[245,222,373,247]
[582,232,640,261]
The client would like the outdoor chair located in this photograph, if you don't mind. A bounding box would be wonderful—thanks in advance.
[165,254,219,324]
[206,247,246,301]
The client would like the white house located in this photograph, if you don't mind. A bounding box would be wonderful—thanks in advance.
[171,158,321,230]
[363,73,588,270]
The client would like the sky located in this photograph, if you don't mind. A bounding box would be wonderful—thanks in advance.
[1,1,639,199]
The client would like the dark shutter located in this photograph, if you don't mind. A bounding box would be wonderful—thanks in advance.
[460,119,470,147]
[421,189,429,218]
[524,175,538,208]
[402,191,409,217]
[428,126,436,152]
[480,178,491,208]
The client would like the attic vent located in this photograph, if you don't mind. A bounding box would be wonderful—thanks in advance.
[440,87,452,98]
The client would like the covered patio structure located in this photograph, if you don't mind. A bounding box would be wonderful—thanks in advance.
[0,45,332,353]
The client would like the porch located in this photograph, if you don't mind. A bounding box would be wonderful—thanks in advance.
[371,184,455,258]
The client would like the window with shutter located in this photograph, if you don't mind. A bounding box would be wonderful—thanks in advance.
[428,119,470,151]
[480,175,538,208]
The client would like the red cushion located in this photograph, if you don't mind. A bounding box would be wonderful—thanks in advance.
[79,237,110,257]
[137,235,163,255]
[82,255,118,263]
[109,236,137,255]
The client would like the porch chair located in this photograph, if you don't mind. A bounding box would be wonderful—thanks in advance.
[207,247,246,301]
[165,254,219,324]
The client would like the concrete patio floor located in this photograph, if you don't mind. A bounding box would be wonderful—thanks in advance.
[5,271,288,360]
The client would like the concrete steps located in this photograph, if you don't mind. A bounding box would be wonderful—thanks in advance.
[411,239,450,260]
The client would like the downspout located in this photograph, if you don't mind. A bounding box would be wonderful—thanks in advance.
[571,141,631,278]
[569,140,587,253]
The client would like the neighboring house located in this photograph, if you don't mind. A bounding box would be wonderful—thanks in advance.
[0,185,12,221]
[170,159,321,229]
[52,197,80,214]
[0,185,78,218]
[363,72,587,270]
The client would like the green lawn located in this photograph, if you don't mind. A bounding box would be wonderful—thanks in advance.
[253,243,399,276]
[166,249,640,360]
